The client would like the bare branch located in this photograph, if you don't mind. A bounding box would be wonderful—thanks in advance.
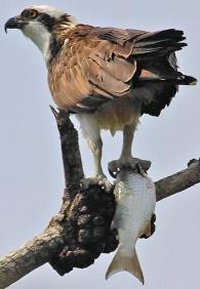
[0,227,63,289]
[0,110,116,288]
[156,159,200,201]
[0,110,199,288]
[50,107,84,201]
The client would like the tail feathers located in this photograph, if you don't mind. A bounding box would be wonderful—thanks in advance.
[139,74,197,86]
[137,29,185,43]
[133,29,187,57]
[159,74,197,85]
[177,74,197,85]
[105,247,144,284]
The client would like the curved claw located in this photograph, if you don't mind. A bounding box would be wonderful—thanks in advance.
[108,161,121,179]
[108,157,151,179]
[108,168,118,179]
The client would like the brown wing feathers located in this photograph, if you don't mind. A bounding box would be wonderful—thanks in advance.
[99,28,186,57]
[48,25,196,114]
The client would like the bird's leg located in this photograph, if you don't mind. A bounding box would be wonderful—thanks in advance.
[79,119,113,191]
[77,114,112,190]
[89,137,106,179]
[108,124,151,178]
[81,136,113,191]
[119,124,135,163]
[76,115,106,179]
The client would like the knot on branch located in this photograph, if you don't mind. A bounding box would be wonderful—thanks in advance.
[49,184,118,275]
[1,106,200,288]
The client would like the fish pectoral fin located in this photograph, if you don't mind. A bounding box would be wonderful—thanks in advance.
[105,247,144,284]
[140,214,156,239]
[144,222,152,237]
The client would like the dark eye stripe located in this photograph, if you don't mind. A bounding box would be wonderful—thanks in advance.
[38,13,71,32]
[38,13,57,32]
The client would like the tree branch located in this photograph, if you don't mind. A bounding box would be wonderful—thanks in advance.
[0,110,199,289]
[0,228,63,289]
[156,159,200,201]
[50,106,84,201]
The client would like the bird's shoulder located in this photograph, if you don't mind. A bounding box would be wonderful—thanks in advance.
[53,24,147,62]
[47,24,139,111]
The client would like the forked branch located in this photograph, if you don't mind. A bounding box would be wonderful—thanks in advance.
[0,110,199,289]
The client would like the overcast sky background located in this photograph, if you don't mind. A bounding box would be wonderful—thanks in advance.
[0,0,199,288]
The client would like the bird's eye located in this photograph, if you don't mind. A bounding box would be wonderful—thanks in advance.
[21,9,39,19]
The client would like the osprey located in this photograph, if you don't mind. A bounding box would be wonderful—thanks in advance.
[5,5,197,179]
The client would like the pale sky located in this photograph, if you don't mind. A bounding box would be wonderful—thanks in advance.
[0,0,200,288]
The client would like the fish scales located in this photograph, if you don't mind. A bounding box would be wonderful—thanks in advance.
[106,169,156,284]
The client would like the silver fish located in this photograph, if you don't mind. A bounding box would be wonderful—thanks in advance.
[105,168,156,284]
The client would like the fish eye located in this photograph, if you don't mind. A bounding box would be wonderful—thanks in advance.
[21,9,39,19]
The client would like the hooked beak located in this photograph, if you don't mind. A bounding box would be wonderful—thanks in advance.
[4,16,27,33]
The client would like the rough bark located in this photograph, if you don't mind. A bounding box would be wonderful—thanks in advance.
[0,109,199,289]
[156,159,200,201]
[0,228,63,289]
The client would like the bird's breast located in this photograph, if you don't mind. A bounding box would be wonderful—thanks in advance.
[92,98,140,134]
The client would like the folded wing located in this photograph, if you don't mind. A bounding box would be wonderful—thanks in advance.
[48,25,196,115]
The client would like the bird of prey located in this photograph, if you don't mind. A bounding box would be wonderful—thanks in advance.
[5,5,197,179]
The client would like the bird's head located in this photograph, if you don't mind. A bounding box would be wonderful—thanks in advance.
[4,5,77,63]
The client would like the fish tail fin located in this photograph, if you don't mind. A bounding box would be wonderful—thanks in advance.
[105,246,144,284]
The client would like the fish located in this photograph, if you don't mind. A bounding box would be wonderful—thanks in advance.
[105,167,156,284]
